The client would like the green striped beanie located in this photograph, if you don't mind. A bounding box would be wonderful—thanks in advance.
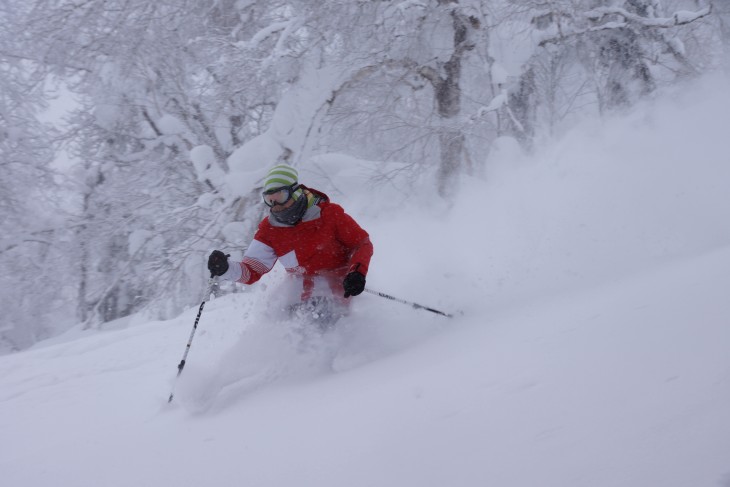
[263,164,298,192]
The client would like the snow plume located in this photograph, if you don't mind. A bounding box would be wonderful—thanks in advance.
[174,261,447,416]
[173,285,341,415]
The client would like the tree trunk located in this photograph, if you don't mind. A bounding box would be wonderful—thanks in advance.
[437,130,465,196]
[419,5,475,197]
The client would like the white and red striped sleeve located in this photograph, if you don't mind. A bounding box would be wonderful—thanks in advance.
[236,238,277,284]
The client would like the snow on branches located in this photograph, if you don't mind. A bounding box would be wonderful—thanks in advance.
[585,5,712,28]
[539,3,712,47]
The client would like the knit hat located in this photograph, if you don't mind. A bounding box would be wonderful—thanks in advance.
[263,164,298,192]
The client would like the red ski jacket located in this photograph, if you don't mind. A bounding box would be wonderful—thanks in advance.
[232,188,373,300]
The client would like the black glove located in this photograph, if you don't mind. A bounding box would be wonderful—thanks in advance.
[343,271,366,298]
[208,250,230,277]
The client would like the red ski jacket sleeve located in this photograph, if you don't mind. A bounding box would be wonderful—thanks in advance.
[329,203,373,276]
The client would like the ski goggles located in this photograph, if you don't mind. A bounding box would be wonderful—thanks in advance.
[262,185,297,207]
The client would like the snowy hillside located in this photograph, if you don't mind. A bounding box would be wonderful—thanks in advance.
[1,75,729,487]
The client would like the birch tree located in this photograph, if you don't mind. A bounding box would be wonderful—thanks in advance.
[285,0,496,196]
[504,0,713,138]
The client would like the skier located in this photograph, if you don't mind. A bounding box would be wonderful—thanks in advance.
[207,163,373,327]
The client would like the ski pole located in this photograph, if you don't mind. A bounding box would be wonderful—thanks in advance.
[364,288,454,318]
[167,276,216,404]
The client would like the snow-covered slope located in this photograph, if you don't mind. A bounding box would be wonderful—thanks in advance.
[1,75,729,487]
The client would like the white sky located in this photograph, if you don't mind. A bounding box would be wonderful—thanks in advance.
[1,74,729,487]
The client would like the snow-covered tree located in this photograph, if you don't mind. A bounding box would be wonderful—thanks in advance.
[504,0,713,138]
[0,4,69,350]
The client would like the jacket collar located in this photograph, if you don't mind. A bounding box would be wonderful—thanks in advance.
[268,204,322,227]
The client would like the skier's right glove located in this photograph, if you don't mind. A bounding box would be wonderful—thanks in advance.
[207,250,230,277]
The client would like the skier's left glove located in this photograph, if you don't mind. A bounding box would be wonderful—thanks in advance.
[343,271,366,298]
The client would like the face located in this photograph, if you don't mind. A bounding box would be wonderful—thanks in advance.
[270,197,295,213]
